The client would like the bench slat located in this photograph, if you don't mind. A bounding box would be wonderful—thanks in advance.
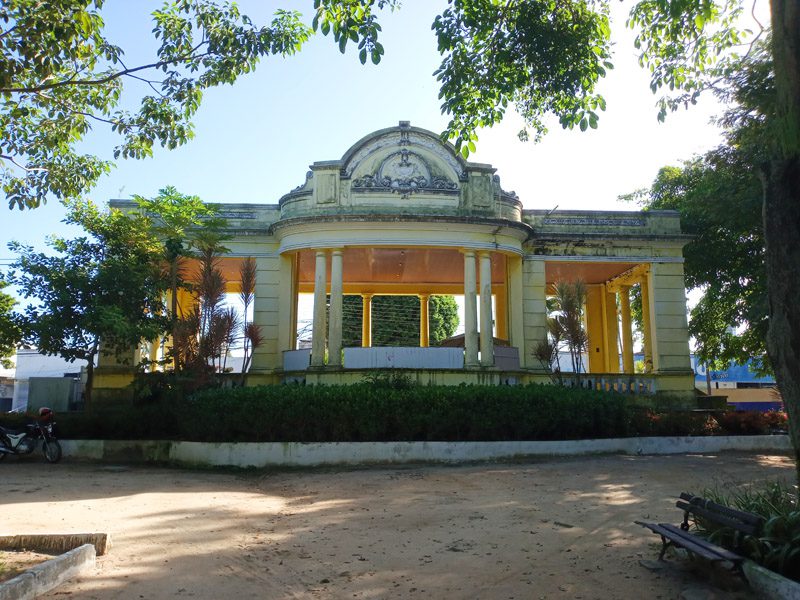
[676,501,761,535]
[636,521,728,562]
[657,523,743,562]
[679,493,763,527]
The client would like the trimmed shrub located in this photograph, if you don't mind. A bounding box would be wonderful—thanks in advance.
[629,408,717,437]
[55,383,632,443]
[715,410,770,436]
[44,385,790,443]
[697,482,800,582]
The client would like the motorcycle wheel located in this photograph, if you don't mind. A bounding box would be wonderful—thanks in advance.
[0,436,9,461]
[42,439,62,463]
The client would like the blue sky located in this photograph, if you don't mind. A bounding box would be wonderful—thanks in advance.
[1,0,734,273]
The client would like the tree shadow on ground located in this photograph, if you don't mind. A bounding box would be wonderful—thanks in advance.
[0,453,791,599]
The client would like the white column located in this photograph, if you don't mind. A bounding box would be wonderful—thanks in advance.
[328,249,344,367]
[311,250,327,367]
[463,250,479,367]
[479,251,494,366]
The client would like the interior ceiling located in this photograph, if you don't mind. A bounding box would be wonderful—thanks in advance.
[297,247,507,285]
[187,255,640,287]
[545,262,638,285]
[183,256,244,282]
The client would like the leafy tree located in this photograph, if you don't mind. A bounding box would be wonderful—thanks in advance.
[432,0,613,151]
[634,149,768,374]
[428,0,800,483]
[627,43,773,371]
[428,295,459,346]
[6,200,167,402]
[0,0,396,210]
[0,280,20,368]
[342,295,459,347]
[134,186,223,371]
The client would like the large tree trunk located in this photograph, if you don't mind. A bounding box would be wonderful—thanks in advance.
[767,0,800,482]
[764,158,800,482]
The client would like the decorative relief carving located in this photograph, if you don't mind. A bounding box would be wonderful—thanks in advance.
[399,123,410,146]
[216,211,257,220]
[343,128,464,180]
[291,170,313,193]
[542,217,646,227]
[352,150,458,196]
[493,174,518,199]
[465,173,494,207]
[316,172,338,204]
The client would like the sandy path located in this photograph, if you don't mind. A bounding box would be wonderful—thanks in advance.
[0,452,793,599]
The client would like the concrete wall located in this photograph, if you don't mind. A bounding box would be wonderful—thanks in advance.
[27,377,79,412]
[60,435,792,468]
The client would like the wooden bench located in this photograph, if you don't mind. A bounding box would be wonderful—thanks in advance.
[636,492,763,572]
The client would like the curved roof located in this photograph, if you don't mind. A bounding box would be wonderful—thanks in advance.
[339,121,468,178]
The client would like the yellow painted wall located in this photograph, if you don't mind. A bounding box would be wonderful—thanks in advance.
[521,258,547,371]
[649,262,692,372]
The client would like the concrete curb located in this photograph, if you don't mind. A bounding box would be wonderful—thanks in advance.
[60,435,793,468]
[743,560,800,600]
[0,533,110,556]
[0,544,95,600]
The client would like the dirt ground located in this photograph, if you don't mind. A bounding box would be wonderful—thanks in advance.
[0,549,58,582]
[0,452,794,599]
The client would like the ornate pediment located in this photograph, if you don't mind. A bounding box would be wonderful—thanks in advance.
[352,149,458,196]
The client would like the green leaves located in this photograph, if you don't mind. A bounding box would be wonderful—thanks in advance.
[631,45,772,373]
[433,0,613,156]
[1,1,311,209]
[312,0,394,64]
[6,198,168,379]
[0,280,20,368]
[628,0,746,120]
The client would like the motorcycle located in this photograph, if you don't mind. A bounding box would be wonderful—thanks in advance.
[0,407,62,463]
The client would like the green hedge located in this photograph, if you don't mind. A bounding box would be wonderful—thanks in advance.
[21,384,785,443]
[53,383,631,442]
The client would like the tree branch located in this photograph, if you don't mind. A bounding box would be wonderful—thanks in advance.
[34,91,127,128]
[0,25,17,40]
[117,56,166,98]
[0,154,48,172]
[0,45,211,94]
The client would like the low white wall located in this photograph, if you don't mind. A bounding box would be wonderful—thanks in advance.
[343,347,464,370]
[59,435,793,468]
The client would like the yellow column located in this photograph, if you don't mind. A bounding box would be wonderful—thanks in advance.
[327,250,344,367]
[640,272,654,373]
[361,293,372,347]
[602,285,619,373]
[419,294,430,347]
[479,251,494,367]
[148,337,160,369]
[311,250,328,368]
[278,253,295,358]
[494,285,508,341]
[619,285,635,374]
[585,285,605,373]
[463,250,479,367]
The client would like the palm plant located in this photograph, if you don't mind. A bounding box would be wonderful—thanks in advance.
[239,257,257,381]
[536,280,589,385]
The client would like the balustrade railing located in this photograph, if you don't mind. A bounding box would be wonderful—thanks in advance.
[561,373,656,395]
